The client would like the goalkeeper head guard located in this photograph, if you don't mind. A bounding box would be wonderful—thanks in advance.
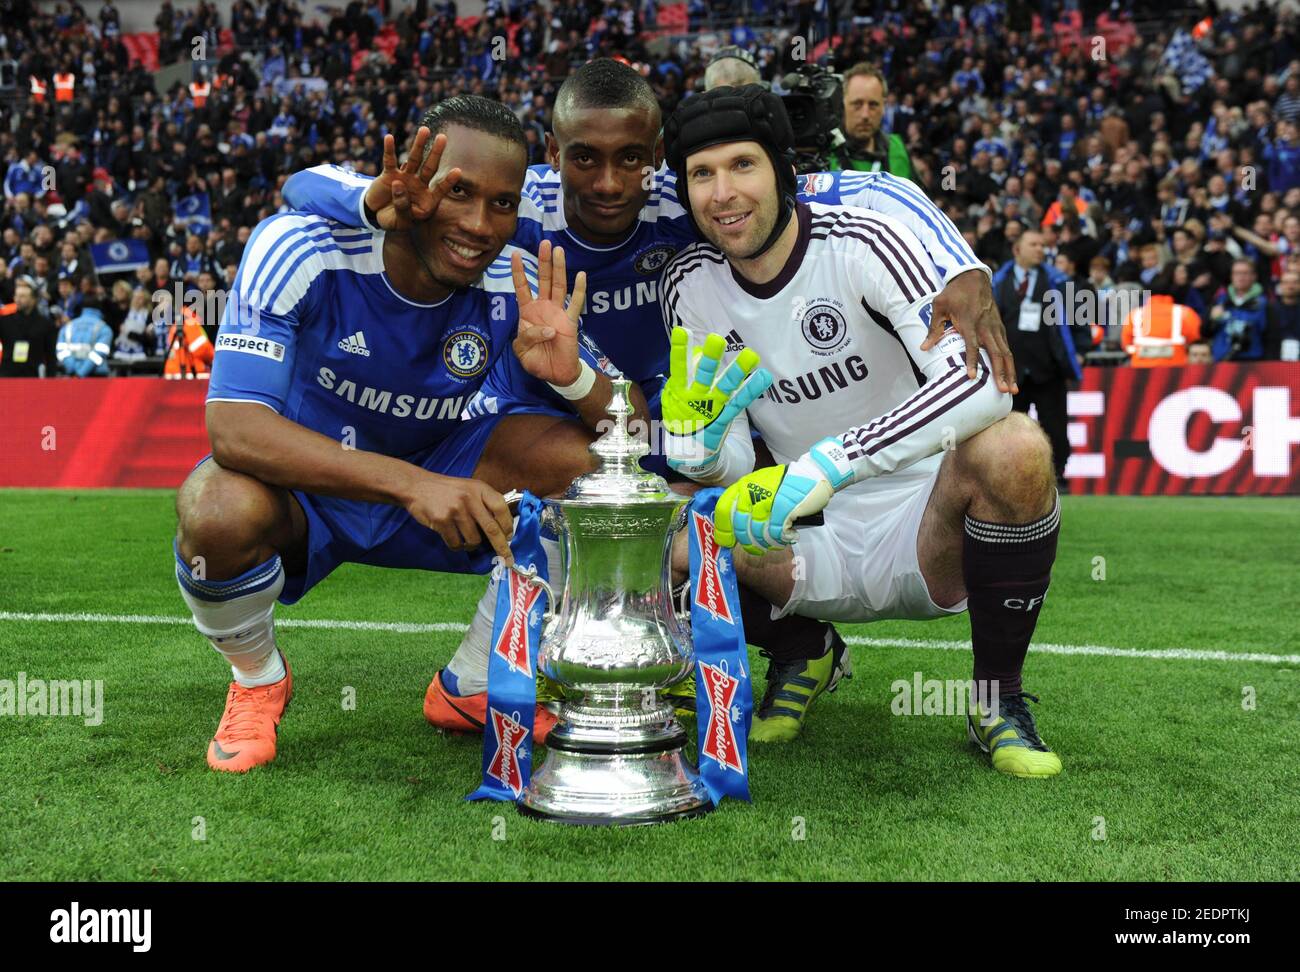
[663,84,798,259]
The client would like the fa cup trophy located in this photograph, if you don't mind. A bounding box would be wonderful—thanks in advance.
[518,379,713,825]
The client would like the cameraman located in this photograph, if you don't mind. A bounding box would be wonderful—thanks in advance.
[1206,259,1268,361]
[832,63,915,182]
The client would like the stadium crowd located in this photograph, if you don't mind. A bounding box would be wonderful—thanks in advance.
[1,0,1300,379]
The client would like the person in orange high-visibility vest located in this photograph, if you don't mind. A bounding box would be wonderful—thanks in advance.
[189,79,211,108]
[30,75,47,103]
[1121,293,1202,368]
[54,72,75,102]
[164,305,213,378]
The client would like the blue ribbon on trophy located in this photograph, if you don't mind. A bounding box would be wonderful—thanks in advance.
[686,488,753,804]
[469,491,549,803]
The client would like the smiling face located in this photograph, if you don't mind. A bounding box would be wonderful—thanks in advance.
[411,123,526,290]
[548,105,662,244]
[684,140,781,261]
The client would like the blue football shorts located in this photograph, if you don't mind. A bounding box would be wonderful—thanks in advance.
[193,407,570,605]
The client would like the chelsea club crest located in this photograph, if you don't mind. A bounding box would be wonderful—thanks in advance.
[799,299,850,356]
[634,244,676,275]
[444,329,489,380]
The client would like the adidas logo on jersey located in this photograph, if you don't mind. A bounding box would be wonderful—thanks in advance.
[724,330,746,352]
[338,331,371,356]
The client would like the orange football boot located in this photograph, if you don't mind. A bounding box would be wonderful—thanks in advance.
[424,669,556,744]
[206,658,293,773]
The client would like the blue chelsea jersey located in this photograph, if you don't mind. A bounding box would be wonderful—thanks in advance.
[283,163,698,395]
[280,163,986,414]
[207,212,537,457]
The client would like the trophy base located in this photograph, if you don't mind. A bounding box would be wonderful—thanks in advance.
[517,802,711,828]
[519,734,713,826]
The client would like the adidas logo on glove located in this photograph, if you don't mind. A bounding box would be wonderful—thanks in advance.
[689,398,716,418]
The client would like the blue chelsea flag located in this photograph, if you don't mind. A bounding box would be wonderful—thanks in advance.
[90,239,151,273]
[176,193,212,234]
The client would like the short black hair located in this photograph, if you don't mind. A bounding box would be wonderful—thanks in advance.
[554,58,660,125]
[417,95,527,162]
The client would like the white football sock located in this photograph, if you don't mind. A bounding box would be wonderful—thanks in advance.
[176,548,287,688]
[445,534,562,695]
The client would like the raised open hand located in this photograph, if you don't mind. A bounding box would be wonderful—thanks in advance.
[364,127,461,230]
[511,239,588,386]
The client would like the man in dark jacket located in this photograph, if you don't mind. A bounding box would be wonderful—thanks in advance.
[1266,268,1300,360]
[0,278,57,377]
[1206,259,1269,361]
[994,229,1088,485]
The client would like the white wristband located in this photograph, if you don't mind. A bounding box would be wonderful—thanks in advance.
[547,360,597,401]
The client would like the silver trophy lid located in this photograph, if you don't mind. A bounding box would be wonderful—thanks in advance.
[560,378,675,506]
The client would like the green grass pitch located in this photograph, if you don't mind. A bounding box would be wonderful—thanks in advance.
[1,489,1298,881]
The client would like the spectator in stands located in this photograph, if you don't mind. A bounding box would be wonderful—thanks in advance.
[113,287,154,364]
[102,278,133,336]
[85,168,118,228]
[1274,72,1300,125]
[171,234,216,290]
[135,173,170,233]
[0,277,55,377]
[1042,180,1089,231]
[1265,268,1300,360]
[148,257,173,298]
[1186,339,1214,365]
[4,147,45,201]
[1207,258,1269,361]
[56,301,112,377]
[1263,118,1300,195]
[52,271,80,321]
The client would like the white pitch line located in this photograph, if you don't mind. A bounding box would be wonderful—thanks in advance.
[1,611,1296,666]
[844,636,1300,666]
[0,611,467,634]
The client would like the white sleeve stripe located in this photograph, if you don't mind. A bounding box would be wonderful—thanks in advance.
[206,397,281,413]
[860,217,939,297]
[844,363,987,461]
[357,181,379,230]
[865,174,978,267]
[318,164,374,188]
[266,239,380,313]
[248,224,336,305]
[241,216,329,300]
[811,221,928,303]
[857,371,990,461]
[845,367,966,455]
[813,211,938,299]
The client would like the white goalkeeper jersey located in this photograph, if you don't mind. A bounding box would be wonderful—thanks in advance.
[660,202,1011,489]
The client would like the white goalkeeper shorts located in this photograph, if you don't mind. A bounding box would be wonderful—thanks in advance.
[777,453,968,624]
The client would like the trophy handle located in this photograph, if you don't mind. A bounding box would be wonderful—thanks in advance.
[502,489,524,513]
[506,562,557,623]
